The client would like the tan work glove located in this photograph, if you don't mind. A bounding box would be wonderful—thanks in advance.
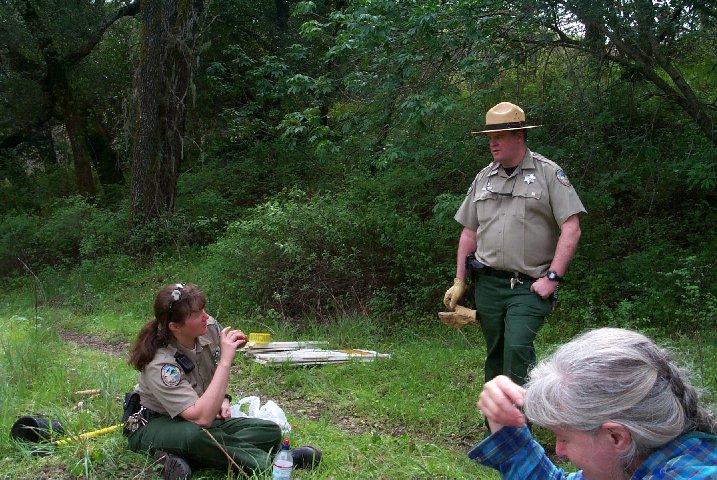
[443,277,468,310]
[438,305,478,329]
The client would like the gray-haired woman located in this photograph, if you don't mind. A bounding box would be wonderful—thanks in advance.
[470,327,717,479]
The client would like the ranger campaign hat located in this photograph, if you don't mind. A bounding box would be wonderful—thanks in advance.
[473,102,541,134]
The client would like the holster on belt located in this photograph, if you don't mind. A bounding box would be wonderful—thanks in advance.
[465,252,485,282]
[122,392,154,436]
[122,393,140,422]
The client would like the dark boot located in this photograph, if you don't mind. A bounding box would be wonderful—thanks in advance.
[292,445,322,469]
[154,450,192,480]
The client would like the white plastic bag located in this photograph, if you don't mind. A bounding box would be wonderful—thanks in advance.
[230,396,291,433]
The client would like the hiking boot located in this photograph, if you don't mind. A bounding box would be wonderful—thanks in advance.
[153,450,192,480]
[292,445,322,469]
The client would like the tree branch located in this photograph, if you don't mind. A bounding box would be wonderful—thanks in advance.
[64,0,141,66]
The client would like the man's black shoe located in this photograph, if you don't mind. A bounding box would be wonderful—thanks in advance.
[154,450,192,480]
[292,445,322,469]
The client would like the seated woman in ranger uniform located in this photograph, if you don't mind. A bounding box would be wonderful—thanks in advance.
[125,283,320,479]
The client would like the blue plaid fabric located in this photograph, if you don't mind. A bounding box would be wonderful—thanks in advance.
[468,426,717,479]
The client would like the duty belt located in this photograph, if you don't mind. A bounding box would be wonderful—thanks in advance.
[481,266,535,282]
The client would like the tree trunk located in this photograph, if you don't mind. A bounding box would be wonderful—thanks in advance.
[275,0,289,32]
[10,0,140,197]
[130,0,204,225]
[61,79,96,197]
[87,128,124,188]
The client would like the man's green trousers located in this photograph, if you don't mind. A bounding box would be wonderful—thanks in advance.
[475,273,553,385]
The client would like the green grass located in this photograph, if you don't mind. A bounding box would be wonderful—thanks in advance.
[0,288,715,479]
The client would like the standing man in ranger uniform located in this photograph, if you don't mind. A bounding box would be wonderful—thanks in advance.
[442,102,586,385]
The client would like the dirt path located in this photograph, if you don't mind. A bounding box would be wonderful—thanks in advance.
[58,327,128,357]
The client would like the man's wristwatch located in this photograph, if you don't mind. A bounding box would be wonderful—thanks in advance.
[546,270,563,282]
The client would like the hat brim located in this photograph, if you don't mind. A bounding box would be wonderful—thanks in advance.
[471,125,541,134]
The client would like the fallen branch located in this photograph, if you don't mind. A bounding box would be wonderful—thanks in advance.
[202,428,251,479]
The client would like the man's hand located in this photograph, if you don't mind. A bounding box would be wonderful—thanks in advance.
[438,305,478,329]
[530,276,558,300]
[443,278,467,310]
[477,376,527,433]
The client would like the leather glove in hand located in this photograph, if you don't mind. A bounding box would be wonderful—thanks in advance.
[443,277,467,310]
[438,305,478,329]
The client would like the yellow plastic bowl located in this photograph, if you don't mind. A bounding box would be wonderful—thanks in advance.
[248,332,271,345]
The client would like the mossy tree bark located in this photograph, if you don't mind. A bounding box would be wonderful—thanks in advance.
[130,0,205,226]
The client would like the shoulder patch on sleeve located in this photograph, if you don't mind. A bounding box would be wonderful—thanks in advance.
[160,364,182,387]
[556,169,572,187]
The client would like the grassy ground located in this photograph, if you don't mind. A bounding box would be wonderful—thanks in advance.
[1,288,715,479]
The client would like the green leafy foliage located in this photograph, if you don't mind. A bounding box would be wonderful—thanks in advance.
[0,0,716,334]
[1,0,717,476]
[208,183,454,317]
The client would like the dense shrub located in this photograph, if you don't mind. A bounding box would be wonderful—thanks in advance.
[0,196,91,273]
[1,196,128,274]
[207,183,456,318]
[0,213,38,275]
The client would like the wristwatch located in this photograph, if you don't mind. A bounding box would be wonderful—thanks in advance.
[546,270,563,282]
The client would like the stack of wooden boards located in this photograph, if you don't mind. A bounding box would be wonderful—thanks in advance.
[243,341,391,366]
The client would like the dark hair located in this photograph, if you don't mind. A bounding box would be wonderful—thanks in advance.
[128,284,206,371]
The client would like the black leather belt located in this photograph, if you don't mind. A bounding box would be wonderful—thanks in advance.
[144,407,165,420]
[481,266,535,282]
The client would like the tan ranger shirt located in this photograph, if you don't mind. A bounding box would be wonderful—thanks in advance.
[135,316,222,418]
[455,149,586,278]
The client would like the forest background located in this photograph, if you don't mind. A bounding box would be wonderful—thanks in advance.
[0,0,716,479]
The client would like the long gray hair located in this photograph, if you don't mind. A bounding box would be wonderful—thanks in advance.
[523,328,716,465]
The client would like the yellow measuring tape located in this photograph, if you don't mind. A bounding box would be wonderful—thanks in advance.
[52,423,123,446]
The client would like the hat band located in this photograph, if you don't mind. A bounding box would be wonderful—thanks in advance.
[482,121,526,131]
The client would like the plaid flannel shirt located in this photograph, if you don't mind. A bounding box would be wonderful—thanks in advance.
[468,426,717,479]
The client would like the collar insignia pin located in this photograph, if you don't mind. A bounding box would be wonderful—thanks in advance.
[524,173,536,184]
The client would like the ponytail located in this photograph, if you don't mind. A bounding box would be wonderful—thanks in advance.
[128,318,168,371]
[665,361,717,435]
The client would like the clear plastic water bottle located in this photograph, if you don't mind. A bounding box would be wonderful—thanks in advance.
[272,438,293,480]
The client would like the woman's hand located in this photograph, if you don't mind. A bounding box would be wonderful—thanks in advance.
[218,327,247,366]
[216,397,232,419]
[477,375,527,433]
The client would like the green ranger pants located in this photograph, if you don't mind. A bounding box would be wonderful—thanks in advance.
[475,273,553,385]
[128,415,282,474]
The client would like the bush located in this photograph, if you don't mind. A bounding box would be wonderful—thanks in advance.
[79,203,129,259]
[0,196,91,273]
[0,213,39,275]
[0,196,130,275]
[207,184,455,319]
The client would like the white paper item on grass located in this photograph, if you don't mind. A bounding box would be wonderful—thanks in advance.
[230,396,291,433]
[251,348,391,366]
